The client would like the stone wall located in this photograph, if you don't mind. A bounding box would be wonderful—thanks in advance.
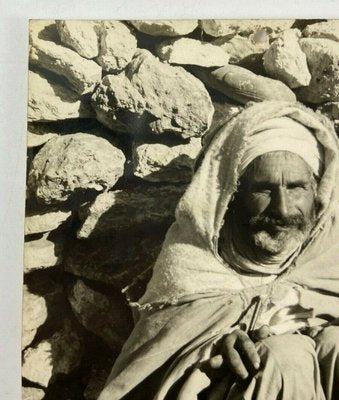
[23,19,339,400]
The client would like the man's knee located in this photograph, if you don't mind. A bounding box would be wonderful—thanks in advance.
[315,326,339,355]
[256,333,316,370]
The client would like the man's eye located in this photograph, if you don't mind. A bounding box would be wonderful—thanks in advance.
[253,189,271,195]
[287,183,306,190]
[252,185,271,193]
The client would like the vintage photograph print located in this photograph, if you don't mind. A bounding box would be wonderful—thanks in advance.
[23,19,339,400]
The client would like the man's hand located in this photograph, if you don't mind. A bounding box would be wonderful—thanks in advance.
[208,329,266,380]
[222,329,261,379]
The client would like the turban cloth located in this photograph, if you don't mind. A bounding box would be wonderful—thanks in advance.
[240,116,324,176]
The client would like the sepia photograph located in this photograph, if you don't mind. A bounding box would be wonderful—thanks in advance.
[22,16,339,400]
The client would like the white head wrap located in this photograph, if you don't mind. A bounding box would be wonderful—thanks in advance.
[240,116,324,176]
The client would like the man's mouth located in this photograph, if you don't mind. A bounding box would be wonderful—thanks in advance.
[247,215,307,234]
[271,225,291,232]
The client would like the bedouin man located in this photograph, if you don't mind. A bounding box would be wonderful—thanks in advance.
[98,101,339,400]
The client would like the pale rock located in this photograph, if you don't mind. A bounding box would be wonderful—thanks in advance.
[92,50,214,138]
[297,38,339,103]
[192,64,296,104]
[64,230,165,287]
[29,40,102,95]
[128,51,214,137]
[77,184,186,239]
[28,70,94,122]
[303,21,339,42]
[133,137,201,182]
[212,34,269,64]
[28,133,125,204]
[156,37,229,67]
[29,20,60,44]
[22,285,48,349]
[22,387,45,400]
[27,124,59,148]
[22,319,82,387]
[27,121,107,148]
[130,20,198,37]
[23,273,65,331]
[22,341,54,387]
[56,20,100,58]
[263,29,311,88]
[96,21,137,73]
[199,19,295,38]
[25,207,71,235]
[91,73,145,132]
[29,21,102,95]
[68,279,133,349]
[24,233,63,273]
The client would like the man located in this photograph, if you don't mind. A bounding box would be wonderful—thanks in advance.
[98,101,339,400]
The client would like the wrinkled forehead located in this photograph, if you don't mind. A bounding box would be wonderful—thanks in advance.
[243,151,315,184]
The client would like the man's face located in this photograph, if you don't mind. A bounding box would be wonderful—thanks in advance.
[236,151,317,256]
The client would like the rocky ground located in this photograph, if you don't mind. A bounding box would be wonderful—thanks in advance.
[23,19,339,400]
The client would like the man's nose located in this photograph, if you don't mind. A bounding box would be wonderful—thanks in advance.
[271,187,289,217]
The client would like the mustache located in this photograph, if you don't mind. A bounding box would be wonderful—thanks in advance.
[248,214,310,231]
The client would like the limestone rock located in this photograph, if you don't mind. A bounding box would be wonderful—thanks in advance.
[156,38,229,67]
[28,133,125,204]
[130,20,198,37]
[22,387,45,400]
[199,19,295,38]
[23,272,66,332]
[24,233,63,273]
[128,51,214,137]
[91,72,145,132]
[303,21,339,42]
[68,279,133,349]
[22,285,48,349]
[29,22,102,95]
[263,29,311,88]
[64,230,165,287]
[27,120,107,148]
[92,50,214,138]
[318,102,339,121]
[22,319,82,387]
[29,20,60,45]
[133,137,201,183]
[28,70,94,122]
[25,207,71,235]
[56,20,100,59]
[212,34,269,65]
[96,21,137,73]
[77,184,186,239]
[22,341,53,387]
[192,64,296,104]
[296,38,339,103]
[27,123,59,148]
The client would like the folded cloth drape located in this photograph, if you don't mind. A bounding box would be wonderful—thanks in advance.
[98,101,339,400]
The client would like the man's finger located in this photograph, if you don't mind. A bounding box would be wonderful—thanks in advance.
[208,354,224,369]
[237,334,260,370]
[223,333,249,379]
[225,347,249,379]
[253,325,271,341]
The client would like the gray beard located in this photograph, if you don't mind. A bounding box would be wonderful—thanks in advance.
[251,226,310,256]
[244,209,316,257]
